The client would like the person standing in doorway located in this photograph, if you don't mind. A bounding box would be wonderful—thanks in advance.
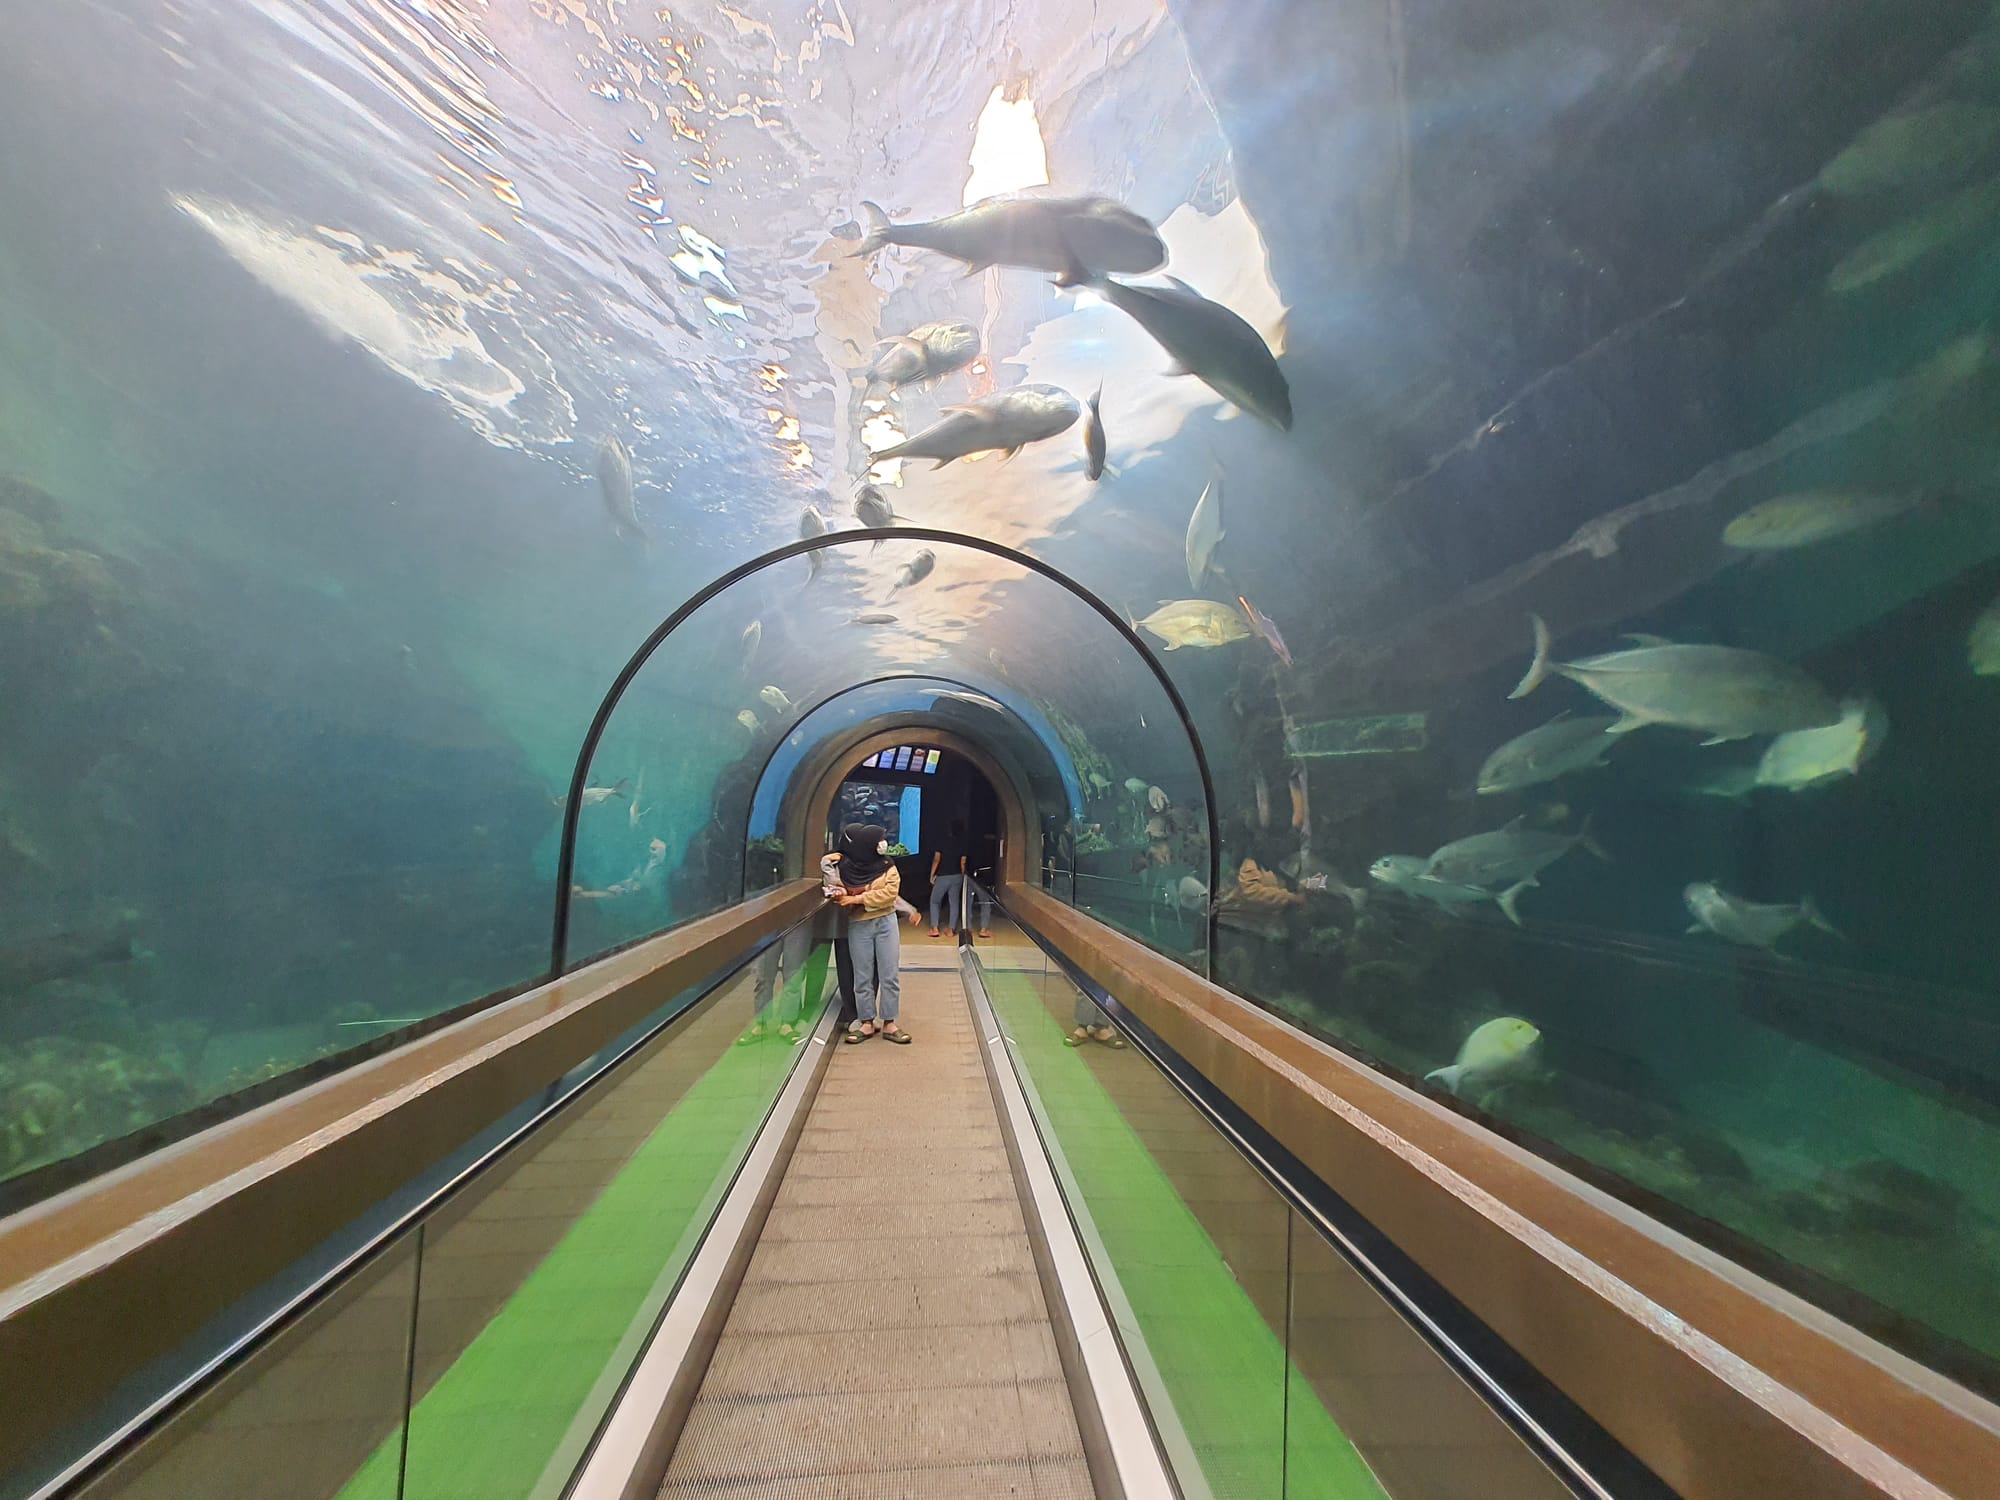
[830,823,909,1044]
[928,818,969,937]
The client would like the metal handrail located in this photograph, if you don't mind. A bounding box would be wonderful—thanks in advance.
[550,528,1224,978]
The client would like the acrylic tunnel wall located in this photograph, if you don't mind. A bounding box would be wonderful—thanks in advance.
[561,532,1218,967]
[4,0,2000,1418]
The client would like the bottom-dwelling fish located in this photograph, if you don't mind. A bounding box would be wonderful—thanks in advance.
[1683,881,1840,950]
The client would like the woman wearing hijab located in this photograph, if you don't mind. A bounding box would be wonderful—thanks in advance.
[828,822,910,1043]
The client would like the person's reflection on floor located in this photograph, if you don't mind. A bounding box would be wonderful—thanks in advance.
[741,922,813,1045]
[1065,993,1125,1049]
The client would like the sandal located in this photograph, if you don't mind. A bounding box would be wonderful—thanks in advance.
[881,1027,912,1045]
[1063,1027,1090,1049]
[1092,1029,1126,1050]
[929,929,941,938]
[735,1026,768,1046]
[844,1023,875,1045]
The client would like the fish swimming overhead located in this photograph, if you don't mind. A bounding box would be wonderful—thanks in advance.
[1083,384,1107,480]
[1136,599,1253,650]
[595,434,648,548]
[851,610,898,625]
[856,194,1165,276]
[1186,469,1225,590]
[887,548,936,596]
[1122,777,1148,796]
[862,320,980,392]
[1067,273,1291,430]
[1722,490,1918,551]
[1421,813,1605,889]
[799,505,828,581]
[1754,698,1884,791]
[759,685,793,712]
[742,618,763,663]
[1147,785,1169,813]
[1510,614,1840,743]
[852,484,902,545]
[736,709,761,733]
[1683,881,1840,950]
[1475,713,1620,795]
[1970,593,2000,675]
[871,384,1080,467]
[1426,1017,1541,1095]
[1369,855,1530,926]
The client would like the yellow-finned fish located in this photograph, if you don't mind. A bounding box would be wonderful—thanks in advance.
[1136,599,1253,651]
[1426,1017,1541,1095]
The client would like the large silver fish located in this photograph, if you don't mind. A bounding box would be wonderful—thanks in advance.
[1475,713,1620,795]
[1510,614,1840,744]
[1369,855,1529,926]
[862,320,980,392]
[1684,881,1839,950]
[857,195,1164,275]
[1083,384,1107,481]
[1422,814,1604,889]
[595,434,648,548]
[852,484,906,551]
[1186,469,1225,590]
[1069,273,1291,430]
[872,384,1079,467]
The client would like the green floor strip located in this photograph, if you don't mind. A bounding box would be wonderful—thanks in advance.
[984,967,1386,1500]
[339,945,831,1500]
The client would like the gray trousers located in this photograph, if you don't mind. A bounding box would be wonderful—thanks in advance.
[848,912,900,1024]
[929,874,993,930]
[752,925,814,1021]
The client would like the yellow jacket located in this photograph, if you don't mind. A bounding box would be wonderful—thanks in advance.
[832,858,901,918]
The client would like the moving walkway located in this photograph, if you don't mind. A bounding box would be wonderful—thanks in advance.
[2,886,1994,1500]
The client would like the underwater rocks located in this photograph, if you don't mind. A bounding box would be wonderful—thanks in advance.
[0,1033,195,1179]
[1777,1157,1967,1239]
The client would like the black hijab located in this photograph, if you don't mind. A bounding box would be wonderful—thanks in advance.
[838,822,891,886]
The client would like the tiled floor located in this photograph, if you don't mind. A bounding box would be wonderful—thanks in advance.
[658,968,1095,1500]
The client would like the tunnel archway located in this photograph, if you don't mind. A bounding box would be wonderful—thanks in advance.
[549,528,1225,975]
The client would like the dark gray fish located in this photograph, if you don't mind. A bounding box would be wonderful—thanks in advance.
[1069,273,1291,430]
[872,384,1079,467]
[888,548,936,597]
[1083,384,1106,480]
[0,920,138,994]
[857,195,1164,276]
[595,434,648,549]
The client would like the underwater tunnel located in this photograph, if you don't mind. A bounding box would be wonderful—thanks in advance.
[5,1,2000,1497]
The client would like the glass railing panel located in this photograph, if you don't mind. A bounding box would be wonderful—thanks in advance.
[382,933,833,1500]
[982,946,1306,1500]
[72,1236,418,1500]
[1285,1211,1572,1500]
